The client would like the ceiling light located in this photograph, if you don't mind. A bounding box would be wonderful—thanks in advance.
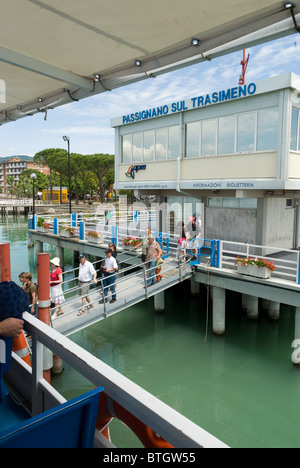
[135,60,142,67]
[191,38,200,46]
[284,2,295,8]
[38,97,43,102]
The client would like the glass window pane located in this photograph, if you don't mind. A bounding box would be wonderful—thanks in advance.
[122,135,132,163]
[144,130,155,161]
[218,116,235,154]
[156,128,167,160]
[257,108,279,151]
[201,120,216,155]
[208,198,221,207]
[239,198,257,209]
[223,198,239,208]
[168,126,180,159]
[237,113,256,152]
[186,122,200,158]
[132,133,143,162]
[291,108,299,151]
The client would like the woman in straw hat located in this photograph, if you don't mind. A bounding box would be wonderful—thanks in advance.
[50,257,65,319]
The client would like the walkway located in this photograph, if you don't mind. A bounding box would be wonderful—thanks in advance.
[53,258,192,336]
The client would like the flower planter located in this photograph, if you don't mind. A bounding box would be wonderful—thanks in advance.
[237,263,271,279]
[60,230,74,238]
[122,245,137,251]
[88,235,104,244]
[36,227,49,233]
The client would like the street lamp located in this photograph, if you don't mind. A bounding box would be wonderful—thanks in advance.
[62,135,72,215]
[30,172,37,229]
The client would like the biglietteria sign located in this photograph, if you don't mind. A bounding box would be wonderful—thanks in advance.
[120,83,257,125]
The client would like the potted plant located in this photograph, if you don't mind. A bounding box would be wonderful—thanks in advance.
[59,226,76,238]
[36,217,49,233]
[235,256,276,279]
[122,236,141,250]
[87,230,103,244]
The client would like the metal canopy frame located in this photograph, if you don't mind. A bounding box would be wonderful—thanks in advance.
[0,1,300,125]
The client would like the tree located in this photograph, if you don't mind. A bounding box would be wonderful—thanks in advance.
[89,154,114,203]
[34,148,67,203]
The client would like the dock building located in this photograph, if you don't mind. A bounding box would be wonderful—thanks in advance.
[112,73,300,250]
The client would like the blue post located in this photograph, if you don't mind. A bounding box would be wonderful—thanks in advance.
[211,240,216,267]
[216,240,221,268]
[72,213,77,227]
[112,225,118,246]
[54,218,58,235]
[80,221,85,241]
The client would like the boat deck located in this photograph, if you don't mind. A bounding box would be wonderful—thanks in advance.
[0,394,29,433]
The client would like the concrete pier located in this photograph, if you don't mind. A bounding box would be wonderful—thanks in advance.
[212,286,226,335]
[246,295,259,320]
[154,291,165,313]
[190,276,200,296]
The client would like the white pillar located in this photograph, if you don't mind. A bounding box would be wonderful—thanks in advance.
[190,277,200,296]
[56,246,64,270]
[36,240,43,255]
[293,308,300,367]
[268,301,280,320]
[154,291,165,313]
[246,295,258,320]
[213,286,226,335]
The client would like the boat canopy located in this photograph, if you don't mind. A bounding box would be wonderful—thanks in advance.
[0,0,300,124]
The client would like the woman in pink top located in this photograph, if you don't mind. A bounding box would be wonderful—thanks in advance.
[50,257,65,319]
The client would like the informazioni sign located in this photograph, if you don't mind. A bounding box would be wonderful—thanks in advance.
[114,83,257,126]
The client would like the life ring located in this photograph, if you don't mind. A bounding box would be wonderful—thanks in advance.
[12,331,31,366]
[96,392,173,448]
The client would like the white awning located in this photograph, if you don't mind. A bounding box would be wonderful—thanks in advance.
[0,0,300,124]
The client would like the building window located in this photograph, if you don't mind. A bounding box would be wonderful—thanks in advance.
[201,119,216,155]
[121,125,180,162]
[144,130,155,161]
[218,115,235,155]
[185,107,279,158]
[122,135,132,163]
[291,108,300,151]
[257,108,279,151]
[237,112,256,152]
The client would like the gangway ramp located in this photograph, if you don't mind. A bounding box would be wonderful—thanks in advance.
[53,258,192,337]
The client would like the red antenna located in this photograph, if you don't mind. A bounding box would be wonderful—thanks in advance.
[239,49,250,85]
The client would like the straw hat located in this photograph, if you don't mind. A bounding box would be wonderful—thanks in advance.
[50,257,60,267]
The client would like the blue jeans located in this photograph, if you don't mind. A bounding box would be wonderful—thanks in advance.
[104,273,116,300]
[147,261,157,287]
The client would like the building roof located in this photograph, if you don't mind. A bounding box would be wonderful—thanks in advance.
[0,1,300,125]
[0,155,33,162]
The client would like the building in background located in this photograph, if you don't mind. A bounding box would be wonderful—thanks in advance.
[111,73,300,250]
[0,155,49,193]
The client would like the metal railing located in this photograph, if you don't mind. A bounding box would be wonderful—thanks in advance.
[52,256,191,323]
[218,240,300,284]
[23,312,228,448]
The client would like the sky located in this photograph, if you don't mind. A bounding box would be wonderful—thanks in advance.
[1,34,300,158]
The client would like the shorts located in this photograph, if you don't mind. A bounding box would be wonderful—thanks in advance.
[78,281,90,297]
[142,254,147,263]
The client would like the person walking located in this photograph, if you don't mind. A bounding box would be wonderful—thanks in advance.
[146,237,162,287]
[99,249,118,304]
[50,258,65,319]
[23,272,37,315]
[77,254,97,316]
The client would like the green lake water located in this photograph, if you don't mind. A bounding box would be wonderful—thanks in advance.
[1,215,300,448]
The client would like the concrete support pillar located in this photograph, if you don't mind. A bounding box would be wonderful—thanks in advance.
[293,308,300,367]
[242,294,247,312]
[36,240,43,255]
[56,246,64,270]
[212,286,226,335]
[190,277,200,296]
[268,301,280,321]
[246,295,258,320]
[154,291,165,313]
